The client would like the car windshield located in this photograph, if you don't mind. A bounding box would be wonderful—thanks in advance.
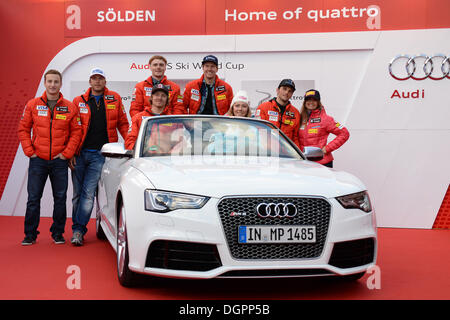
[139,116,303,160]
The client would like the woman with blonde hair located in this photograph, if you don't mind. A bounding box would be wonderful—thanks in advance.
[297,89,349,168]
[225,90,252,117]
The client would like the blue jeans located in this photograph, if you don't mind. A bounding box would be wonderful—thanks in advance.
[71,149,105,235]
[24,157,69,238]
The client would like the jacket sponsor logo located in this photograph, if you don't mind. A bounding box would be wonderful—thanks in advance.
[36,105,48,110]
[269,115,278,122]
[191,89,200,95]
[107,104,116,109]
[285,111,295,118]
[80,107,89,114]
[216,94,226,101]
[268,111,278,116]
[56,106,69,113]
[284,119,294,125]
[216,85,226,92]
[38,110,48,117]
[105,95,115,100]
[308,128,318,134]
[310,118,321,123]
[55,114,67,120]
[78,103,86,108]
[191,94,200,101]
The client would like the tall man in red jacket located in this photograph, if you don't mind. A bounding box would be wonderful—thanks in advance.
[18,69,82,245]
[183,55,233,115]
[129,55,184,117]
[255,79,300,146]
[70,68,129,246]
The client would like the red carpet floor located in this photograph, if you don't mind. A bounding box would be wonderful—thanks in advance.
[0,216,449,300]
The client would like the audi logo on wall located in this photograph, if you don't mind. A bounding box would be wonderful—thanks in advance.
[389,54,450,80]
[256,203,297,218]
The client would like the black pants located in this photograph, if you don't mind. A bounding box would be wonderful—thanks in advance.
[24,157,68,238]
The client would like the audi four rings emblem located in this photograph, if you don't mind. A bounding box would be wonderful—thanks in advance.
[389,54,450,80]
[256,203,297,218]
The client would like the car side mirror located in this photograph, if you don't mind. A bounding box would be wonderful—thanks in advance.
[303,146,324,161]
[101,142,133,159]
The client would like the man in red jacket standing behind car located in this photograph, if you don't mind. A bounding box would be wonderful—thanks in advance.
[255,79,300,146]
[129,55,184,117]
[183,55,233,115]
[18,69,82,246]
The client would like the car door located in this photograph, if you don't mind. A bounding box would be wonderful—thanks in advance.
[98,157,131,238]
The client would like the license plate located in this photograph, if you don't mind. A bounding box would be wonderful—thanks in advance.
[238,225,316,244]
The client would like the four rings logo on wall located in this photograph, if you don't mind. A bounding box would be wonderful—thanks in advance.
[389,54,450,80]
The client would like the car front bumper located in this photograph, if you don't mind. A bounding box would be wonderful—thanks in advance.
[124,196,377,279]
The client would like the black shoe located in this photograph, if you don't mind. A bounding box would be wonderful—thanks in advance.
[52,234,66,244]
[21,236,36,246]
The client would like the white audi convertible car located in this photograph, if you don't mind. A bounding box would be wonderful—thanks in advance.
[96,115,377,287]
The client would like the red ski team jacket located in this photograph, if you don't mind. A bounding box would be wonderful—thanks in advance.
[296,107,349,165]
[255,98,301,146]
[72,87,129,154]
[130,76,184,118]
[182,75,233,115]
[18,91,82,160]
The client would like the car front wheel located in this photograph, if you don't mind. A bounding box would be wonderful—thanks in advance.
[117,203,138,287]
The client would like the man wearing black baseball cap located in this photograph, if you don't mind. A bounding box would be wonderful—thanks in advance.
[182,55,233,115]
[255,79,301,145]
[125,83,171,150]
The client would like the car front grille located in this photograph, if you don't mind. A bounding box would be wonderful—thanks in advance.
[217,196,331,260]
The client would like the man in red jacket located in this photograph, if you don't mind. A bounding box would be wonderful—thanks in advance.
[70,68,129,246]
[125,83,181,151]
[129,55,184,117]
[18,69,82,245]
[183,55,233,115]
[255,79,300,146]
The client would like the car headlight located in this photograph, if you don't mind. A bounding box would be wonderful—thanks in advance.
[144,190,209,213]
[336,191,372,213]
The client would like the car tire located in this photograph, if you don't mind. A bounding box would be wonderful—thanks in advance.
[95,197,107,240]
[117,203,139,287]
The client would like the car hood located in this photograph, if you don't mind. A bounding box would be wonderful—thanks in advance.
[131,156,366,199]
